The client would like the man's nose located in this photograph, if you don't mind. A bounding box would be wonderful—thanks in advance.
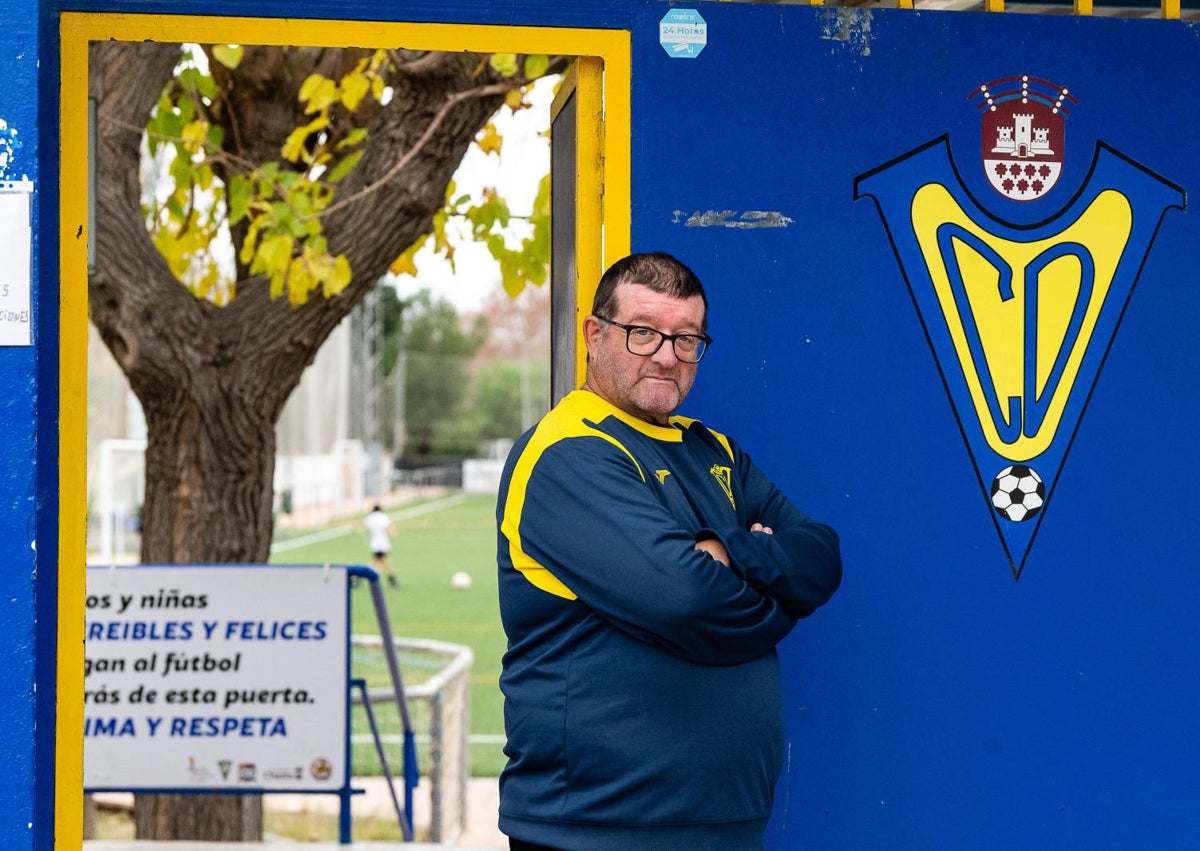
[651,340,680,365]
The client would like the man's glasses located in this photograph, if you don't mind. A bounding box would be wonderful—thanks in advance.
[594,315,712,363]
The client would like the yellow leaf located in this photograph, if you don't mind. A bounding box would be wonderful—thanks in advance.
[333,255,352,292]
[269,269,286,300]
[340,72,370,112]
[195,263,221,298]
[504,88,524,110]
[195,163,214,191]
[503,275,525,298]
[282,116,329,163]
[181,120,209,155]
[256,233,295,278]
[298,74,338,114]
[476,123,503,157]
[239,218,263,265]
[389,236,425,277]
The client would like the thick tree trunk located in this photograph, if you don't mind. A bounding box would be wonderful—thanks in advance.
[138,386,277,565]
[134,794,261,840]
[88,38,511,840]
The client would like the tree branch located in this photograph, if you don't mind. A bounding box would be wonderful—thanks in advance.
[316,79,517,221]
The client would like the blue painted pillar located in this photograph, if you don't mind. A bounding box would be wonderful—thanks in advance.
[0,0,53,847]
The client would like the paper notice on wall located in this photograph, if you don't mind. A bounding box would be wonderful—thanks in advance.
[0,179,33,346]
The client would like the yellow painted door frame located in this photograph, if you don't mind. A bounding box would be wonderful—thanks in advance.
[58,12,630,845]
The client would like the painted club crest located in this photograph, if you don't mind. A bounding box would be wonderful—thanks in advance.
[855,76,1185,581]
[971,76,1076,201]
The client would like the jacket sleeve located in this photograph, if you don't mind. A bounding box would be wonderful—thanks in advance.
[700,438,842,619]
[510,434,798,666]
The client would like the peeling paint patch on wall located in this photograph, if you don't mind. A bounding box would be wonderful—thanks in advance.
[672,209,794,228]
[818,8,873,56]
[0,117,22,180]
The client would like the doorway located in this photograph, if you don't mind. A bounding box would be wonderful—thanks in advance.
[58,10,630,845]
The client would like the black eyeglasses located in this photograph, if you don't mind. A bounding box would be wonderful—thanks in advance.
[594,315,712,363]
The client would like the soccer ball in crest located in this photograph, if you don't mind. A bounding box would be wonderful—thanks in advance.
[990,465,1045,522]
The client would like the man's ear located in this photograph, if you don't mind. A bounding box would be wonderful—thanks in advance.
[582,314,604,355]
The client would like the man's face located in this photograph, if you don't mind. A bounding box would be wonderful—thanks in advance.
[583,282,706,425]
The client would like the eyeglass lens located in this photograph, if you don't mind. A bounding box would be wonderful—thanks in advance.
[625,327,706,362]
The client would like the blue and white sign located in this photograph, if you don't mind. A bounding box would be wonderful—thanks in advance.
[83,565,349,791]
[660,9,707,59]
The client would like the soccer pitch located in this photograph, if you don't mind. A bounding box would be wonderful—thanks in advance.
[269,492,506,777]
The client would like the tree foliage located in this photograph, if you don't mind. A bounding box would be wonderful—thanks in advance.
[144,46,554,308]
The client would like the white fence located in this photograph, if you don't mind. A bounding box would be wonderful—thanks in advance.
[350,634,474,844]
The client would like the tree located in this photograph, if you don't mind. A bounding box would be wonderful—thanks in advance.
[471,283,552,439]
[400,290,488,460]
[89,39,558,840]
[471,358,551,442]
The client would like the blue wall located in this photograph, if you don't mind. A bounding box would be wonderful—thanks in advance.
[15,1,1200,847]
[630,3,1199,847]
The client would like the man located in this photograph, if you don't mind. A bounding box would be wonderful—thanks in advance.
[496,252,842,850]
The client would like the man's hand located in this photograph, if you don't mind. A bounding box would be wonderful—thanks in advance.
[694,537,731,566]
[695,523,772,567]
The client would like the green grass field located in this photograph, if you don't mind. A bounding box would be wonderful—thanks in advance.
[269,492,506,777]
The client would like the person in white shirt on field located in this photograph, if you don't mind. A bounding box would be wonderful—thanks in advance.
[364,505,398,587]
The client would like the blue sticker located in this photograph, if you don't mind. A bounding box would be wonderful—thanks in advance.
[659,9,707,59]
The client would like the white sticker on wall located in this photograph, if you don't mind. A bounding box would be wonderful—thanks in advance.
[660,9,708,59]
[0,118,31,347]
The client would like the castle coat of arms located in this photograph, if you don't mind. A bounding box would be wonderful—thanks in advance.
[972,76,1076,201]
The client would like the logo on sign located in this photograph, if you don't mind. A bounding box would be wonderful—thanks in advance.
[311,756,333,781]
[971,76,1077,201]
[660,9,707,59]
[855,76,1185,580]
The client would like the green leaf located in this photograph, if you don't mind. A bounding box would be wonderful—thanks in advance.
[227,175,252,224]
[523,54,550,79]
[335,127,368,151]
[211,44,243,69]
[168,156,193,190]
[488,53,519,77]
[206,123,225,149]
[326,150,363,184]
[178,67,203,94]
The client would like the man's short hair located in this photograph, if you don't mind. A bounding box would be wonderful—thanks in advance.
[591,252,708,332]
